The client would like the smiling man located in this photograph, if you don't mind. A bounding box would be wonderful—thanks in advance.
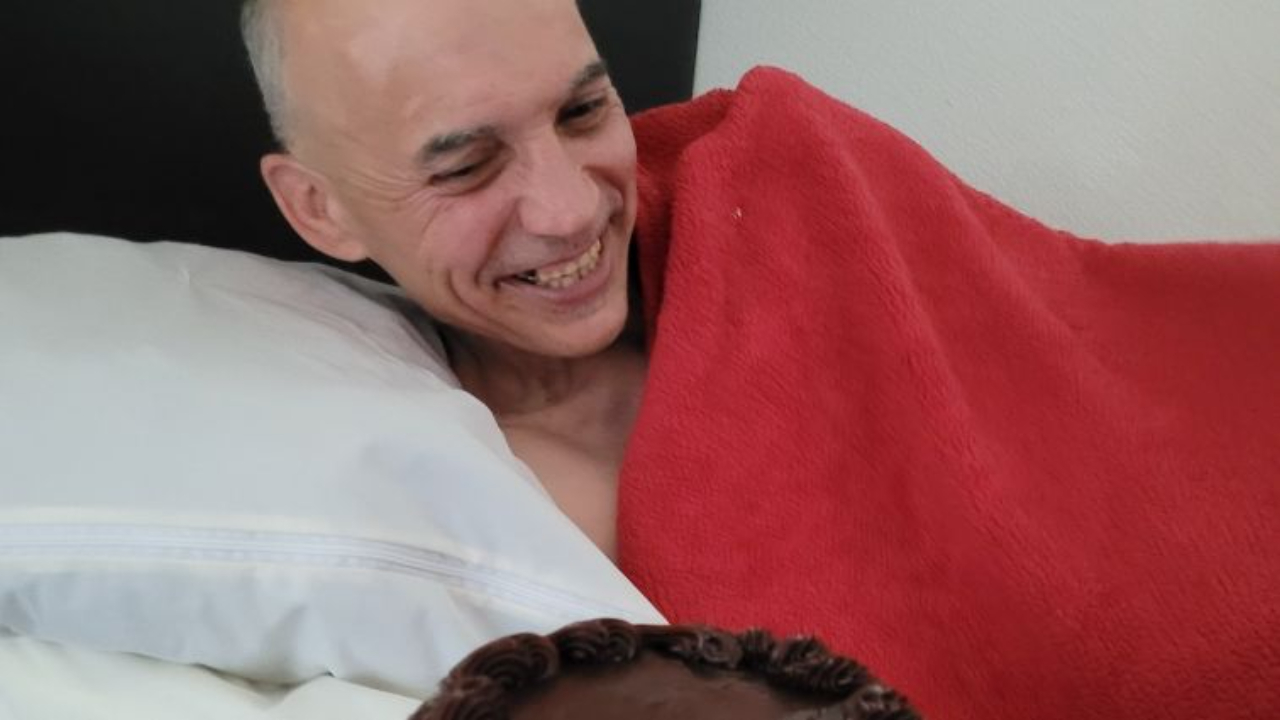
[242,0,646,557]
[239,3,1280,719]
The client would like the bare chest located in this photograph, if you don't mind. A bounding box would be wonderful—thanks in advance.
[504,426,624,558]
[498,385,643,560]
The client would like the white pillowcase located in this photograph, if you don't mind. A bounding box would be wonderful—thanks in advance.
[0,233,662,696]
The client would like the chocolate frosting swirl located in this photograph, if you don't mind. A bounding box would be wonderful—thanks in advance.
[639,624,745,670]
[449,633,558,693]
[772,637,830,669]
[410,676,504,720]
[550,618,641,665]
[738,628,780,671]
[847,683,915,720]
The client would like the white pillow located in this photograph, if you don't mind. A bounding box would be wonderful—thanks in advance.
[0,233,662,696]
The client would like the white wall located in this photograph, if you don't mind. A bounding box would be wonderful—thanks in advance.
[695,0,1280,242]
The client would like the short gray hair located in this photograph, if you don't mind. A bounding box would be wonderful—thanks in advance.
[240,0,291,146]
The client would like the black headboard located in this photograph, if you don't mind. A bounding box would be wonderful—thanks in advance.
[0,2,701,268]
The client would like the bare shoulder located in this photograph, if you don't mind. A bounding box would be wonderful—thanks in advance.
[500,422,620,559]
[501,423,592,481]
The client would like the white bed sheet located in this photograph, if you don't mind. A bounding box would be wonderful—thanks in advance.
[0,633,419,720]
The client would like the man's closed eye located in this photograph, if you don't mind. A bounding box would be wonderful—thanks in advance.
[558,96,610,131]
[431,158,495,187]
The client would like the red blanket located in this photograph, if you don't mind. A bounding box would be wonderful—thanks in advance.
[619,67,1280,719]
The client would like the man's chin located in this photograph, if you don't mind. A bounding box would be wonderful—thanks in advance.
[507,273,633,358]
[539,291,636,355]
[527,313,629,359]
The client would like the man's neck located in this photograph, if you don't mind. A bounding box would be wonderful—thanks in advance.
[443,328,642,420]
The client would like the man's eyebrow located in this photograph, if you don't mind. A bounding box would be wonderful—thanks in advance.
[419,126,499,165]
[571,59,610,92]
[417,61,611,166]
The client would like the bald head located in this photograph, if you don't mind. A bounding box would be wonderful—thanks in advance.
[240,0,591,150]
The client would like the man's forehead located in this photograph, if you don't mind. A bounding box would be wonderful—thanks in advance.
[279,0,585,54]
[279,0,594,115]
[274,0,599,158]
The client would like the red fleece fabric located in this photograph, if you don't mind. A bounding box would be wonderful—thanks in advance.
[619,67,1280,720]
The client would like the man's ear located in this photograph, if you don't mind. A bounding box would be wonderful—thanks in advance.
[259,153,370,262]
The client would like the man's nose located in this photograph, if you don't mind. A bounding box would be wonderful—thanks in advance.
[516,134,599,239]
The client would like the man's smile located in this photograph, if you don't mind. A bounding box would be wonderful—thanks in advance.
[512,238,604,289]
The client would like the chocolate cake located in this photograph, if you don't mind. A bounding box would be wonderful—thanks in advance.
[411,619,920,720]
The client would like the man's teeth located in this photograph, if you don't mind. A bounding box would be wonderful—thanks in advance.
[516,240,603,289]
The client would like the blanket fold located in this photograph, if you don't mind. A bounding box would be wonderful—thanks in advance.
[620,67,1280,720]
